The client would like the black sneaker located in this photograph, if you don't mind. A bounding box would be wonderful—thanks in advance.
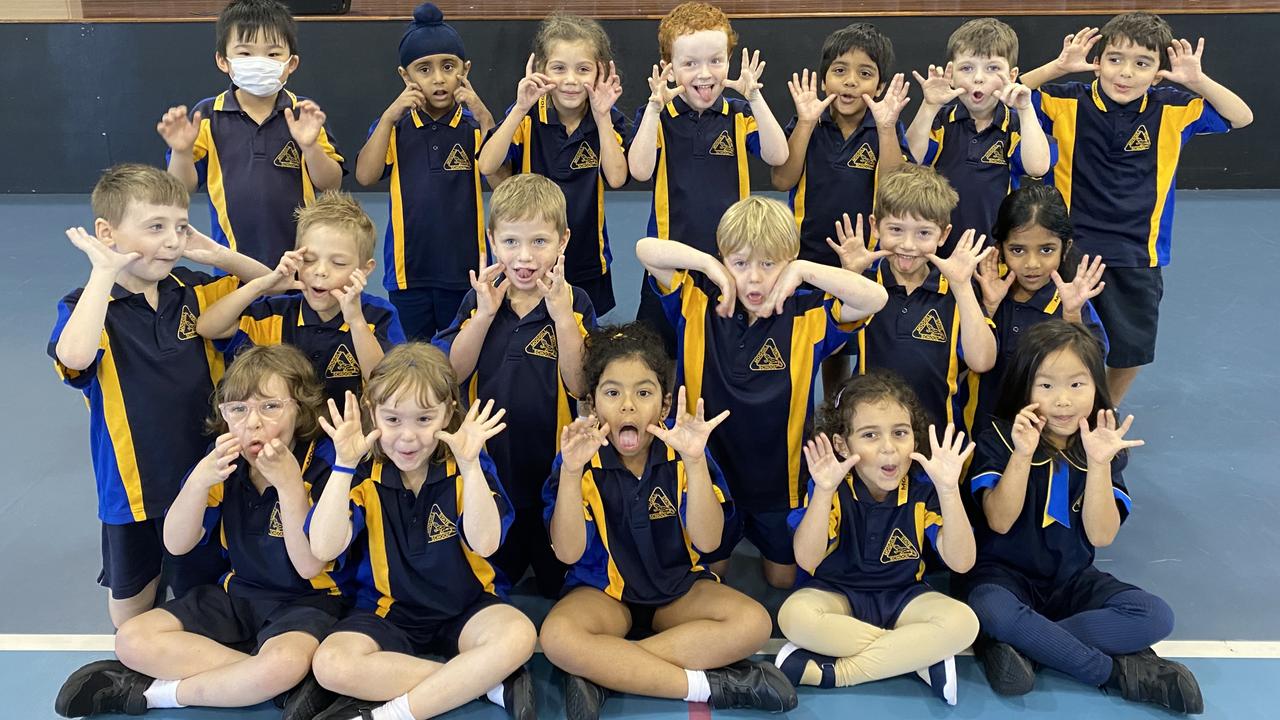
[54,660,151,717]
[563,673,608,720]
[706,660,798,713]
[281,673,337,720]
[1108,650,1204,714]
[501,664,536,720]
[975,638,1036,696]
[312,695,381,720]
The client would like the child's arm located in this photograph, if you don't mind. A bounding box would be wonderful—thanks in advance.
[54,228,139,371]
[183,227,274,282]
[1078,410,1143,548]
[770,70,833,191]
[285,101,344,191]
[163,434,240,555]
[355,85,426,186]
[194,248,305,339]
[477,54,554,177]
[907,64,965,163]
[588,61,630,189]
[865,73,911,176]
[539,257,590,398]
[1054,254,1106,324]
[440,263,508,381]
[257,439,328,578]
[157,105,202,192]
[765,259,888,323]
[550,418,610,564]
[436,400,507,556]
[793,434,857,574]
[930,229,997,372]
[647,388,731,553]
[1000,83,1052,177]
[629,63,685,182]
[634,236,736,316]
[311,392,380,562]
[913,424,977,573]
[1159,38,1253,128]
[331,270,384,380]
[725,49,788,166]
[1021,26,1100,89]
[981,405,1042,533]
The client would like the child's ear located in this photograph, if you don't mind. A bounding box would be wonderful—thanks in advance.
[363,258,376,275]
[940,223,953,246]
[215,52,230,74]
[1009,66,1020,83]
[661,392,673,419]
[461,60,473,79]
[94,217,114,245]
[874,81,887,99]
[831,432,852,458]
[397,66,411,84]
[284,55,300,75]
[559,229,571,253]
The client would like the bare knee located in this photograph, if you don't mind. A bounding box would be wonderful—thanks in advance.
[312,640,363,694]
[114,611,167,669]
[727,598,773,650]
[538,613,584,672]
[255,638,316,693]
[762,561,795,590]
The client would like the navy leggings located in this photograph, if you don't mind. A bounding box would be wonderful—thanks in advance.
[968,585,1175,686]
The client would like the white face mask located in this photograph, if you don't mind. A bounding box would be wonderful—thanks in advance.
[228,56,289,97]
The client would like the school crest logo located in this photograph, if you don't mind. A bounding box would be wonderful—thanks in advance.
[750,338,787,371]
[427,504,458,542]
[912,309,948,343]
[326,344,361,379]
[648,487,677,520]
[981,140,1007,165]
[177,305,199,340]
[443,144,472,171]
[848,143,877,170]
[570,142,599,170]
[268,503,285,538]
[1125,125,1151,152]
[525,325,558,360]
[880,528,920,563]
[709,130,735,157]
[274,141,302,169]
[1072,494,1084,514]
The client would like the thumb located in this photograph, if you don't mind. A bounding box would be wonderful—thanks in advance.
[909,452,928,466]
[365,429,382,447]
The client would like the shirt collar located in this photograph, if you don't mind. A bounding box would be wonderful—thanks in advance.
[875,261,949,295]
[667,95,729,118]
[847,472,911,507]
[817,107,879,131]
[109,273,183,302]
[1090,79,1149,114]
[297,297,351,331]
[410,103,463,129]
[593,435,677,476]
[1021,281,1063,315]
[370,455,455,491]
[947,101,1011,132]
[216,86,296,114]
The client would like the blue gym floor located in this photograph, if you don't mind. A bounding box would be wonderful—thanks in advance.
[3,190,1278,717]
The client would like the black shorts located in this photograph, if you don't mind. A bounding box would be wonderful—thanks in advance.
[1090,266,1163,368]
[699,507,795,566]
[488,506,566,599]
[963,563,1138,620]
[100,519,228,600]
[572,272,616,318]
[332,594,505,659]
[389,286,469,342]
[162,585,344,652]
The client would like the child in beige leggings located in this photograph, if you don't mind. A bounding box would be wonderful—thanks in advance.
[774,371,979,705]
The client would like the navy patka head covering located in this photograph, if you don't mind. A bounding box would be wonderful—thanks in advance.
[398,3,466,68]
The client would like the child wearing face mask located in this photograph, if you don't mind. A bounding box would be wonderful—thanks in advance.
[156,0,346,268]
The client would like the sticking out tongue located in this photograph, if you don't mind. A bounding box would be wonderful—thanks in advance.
[617,427,642,452]
[696,85,716,103]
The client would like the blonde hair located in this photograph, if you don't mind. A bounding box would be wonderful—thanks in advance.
[295,191,377,264]
[91,164,189,226]
[362,343,462,464]
[875,165,959,229]
[658,2,738,64]
[206,344,325,441]
[716,195,800,261]
[532,13,613,71]
[488,173,568,236]
[947,17,1019,66]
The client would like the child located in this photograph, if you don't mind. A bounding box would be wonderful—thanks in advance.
[196,191,405,405]
[539,323,796,719]
[770,22,909,392]
[55,345,345,718]
[306,344,536,720]
[354,2,497,341]
[963,320,1202,713]
[969,184,1108,435]
[628,1,789,353]
[1020,13,1252,403]
[156,0,345,267]
[830,164,998,434]
[907,18,1053,257]
[775,371,979,706]
[434,174,595,598]
[49,164,271,626]
[638,196,887,589]
[477,14,628,316]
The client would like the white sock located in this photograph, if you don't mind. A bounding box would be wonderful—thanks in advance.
[683,669,711,703]
[370,694,414,720]
[485,681,505,708]
[143,679,184,709]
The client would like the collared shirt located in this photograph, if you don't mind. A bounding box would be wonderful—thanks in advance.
[969,419,1131,585]
[654,270,862,511]
[786,111,907,266]
[788,472,942,593]
[49,268,240,524]
[376,105,486,292]
[633,96,761,255]
[500,96,629,282]
[220,293,405,404]
[543,440,733,605]
[182,87,346,267]
[1033,81,1229,267]
[432,287,597,508]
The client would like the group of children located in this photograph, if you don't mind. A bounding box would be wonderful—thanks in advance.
[47,0,1252,718]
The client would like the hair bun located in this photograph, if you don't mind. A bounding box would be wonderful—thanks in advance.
[412,2,444,26]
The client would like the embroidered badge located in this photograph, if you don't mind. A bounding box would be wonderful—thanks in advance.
[274,141,301,169]
[880,527,920,563]
[177,305,199,341]
[267,502,285,538]
[709,130,735,157]
[848,143,877,170]
[525,325,558,359]
[443,144,472,171]
[912,309,948,343]
[326,344,361,379]
[648,487,677,520]
[750,338,787,371]
[570,142,600,169]
[427,504,458,542]
[1125,125,1151,152]
[981,140,1007,165]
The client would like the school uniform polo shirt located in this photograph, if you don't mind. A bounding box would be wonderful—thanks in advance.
[634,96,761,255]
[1033,80,1229,267]
[543,440,732,605]
[220,293,405,403]
[786,111,907,266]
[432,287,596,509]
[857,263,995,431]
[969,419,1131,585]
[199,438,342,602]
[184,87,346,267]
[654,270,862,512]
[377,105,485,293]
[49,268,240,524]
[500,96,629,283]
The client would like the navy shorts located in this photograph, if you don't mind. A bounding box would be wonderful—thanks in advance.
[332,594,505,659]
[100,519,227,600]
[1090,266,1163,368]
[635,275,678,359]
[840,583,931,629]
[390,286,469,342]
[699,508,795,566]
[572,271,616,318]
[963,563,1138,620]
[162,585,344,652]
[488,506,566,599]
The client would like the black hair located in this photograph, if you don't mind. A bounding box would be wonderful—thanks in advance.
[1095,12,1174,72]
[991,184,1081,282]
[819,23,894,87]
[216,0,298,57]
[818,370,930,457]
[583,322,675,400]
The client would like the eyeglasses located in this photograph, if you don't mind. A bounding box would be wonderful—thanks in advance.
[219,398,295,424]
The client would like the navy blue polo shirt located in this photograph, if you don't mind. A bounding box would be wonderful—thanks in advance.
[1033,81,1229,267]
[654,270,861,512]
[499,96,629,283]
[376,105,486,293]
[788,472,942,594]
[633,96,761,255]
[182,87,345,267]
[50,268,241,524]
[432,287,597,509]
[327,453,513,629]
[969,419,1131,586]
[220,293,405,404]
[785,111,908,266]
[198,438,344,602]
[543,440,732,605]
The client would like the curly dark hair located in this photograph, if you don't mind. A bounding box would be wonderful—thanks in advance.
[583,322,675,402]
[817,370,931,457]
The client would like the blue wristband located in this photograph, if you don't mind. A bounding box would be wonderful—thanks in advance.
[332,464,357,475]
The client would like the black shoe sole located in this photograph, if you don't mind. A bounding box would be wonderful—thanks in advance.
[563,675,604,720]
[980,642,1036,696]
[281,675,338,720]
[504,668,536,720]
[1158,658,1206,715]
[54,660,132,718]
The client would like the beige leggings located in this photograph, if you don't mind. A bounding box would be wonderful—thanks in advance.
[777,587,979,687]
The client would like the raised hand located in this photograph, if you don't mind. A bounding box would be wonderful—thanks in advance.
[866,72,910,127]
[974,249,1015,313]
[156,105,203,153]
[929,229,993,285]
[536,255,574,323]
[383,83,427,123]
[788,69,835,124]
[436,399,507,466]
[559,416,610,470]
[469,262,510,319]
[255,247,307,295]
[453,76,484,112]
[257,438,304,489]
[587,61,623,117]
[725,48,765,101]
[997,81,1033,110]
[704,261,738,318]
[285,100,327,149]
[1053,254,1106,317]
[803,433,858,492]
[318,391,381,466]
[516,54,556,112]
[912,63,964,107]
[762,261,804,318]
[1011,403,1046,458]
[647,386,730,460]
[66,226,139,275]
[826,212,891,273]
[331,268,369,324]
[1080,409,1144,464]
[1054,26,1102,75]
[647,61,685,107]
[910,423,976,494]
[1158,38,1206,87]
[190,433,241,488]
[180,226,226,266]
